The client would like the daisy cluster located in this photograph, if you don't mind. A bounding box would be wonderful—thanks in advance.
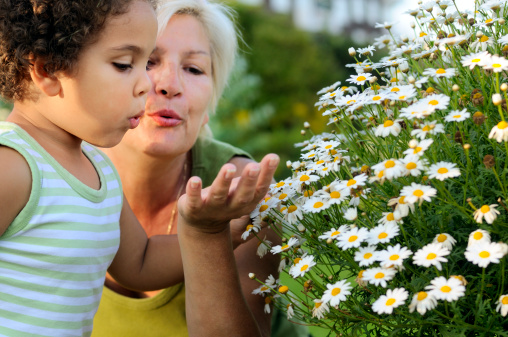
[247,0,508,335]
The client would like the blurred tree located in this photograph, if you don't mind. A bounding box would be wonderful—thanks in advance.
[213,2,362,179]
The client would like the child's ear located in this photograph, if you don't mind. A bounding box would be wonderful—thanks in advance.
[29,58,61,97]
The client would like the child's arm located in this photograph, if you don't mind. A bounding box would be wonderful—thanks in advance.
[0,147,32,237]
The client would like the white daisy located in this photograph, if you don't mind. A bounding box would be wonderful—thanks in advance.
[400,155,427,177]
[270,237,299,254]
[422,94,451,111]
[295,171,320,186]
[410,121,445,140]
[465,241,505,268]
[413,243,450,271]
[343,207,358,221]
[408,291,438,315]
[346,73,375,85]
[377,244,413,268]
[289,255,316,278]
[377,212,402,227]
[317,80,342,95]
[318,225,349,241]
[483,55,508,73]
[286,303,295,319]
[427,161,461,181]
[372,288,408,314]
[321,280,353,306]
[367,223,400,245]
[473,204,500,224]
[461,51,491,70]
[241,222,262,240]
[432,233,457,251]
[400,182,437,205]
[362,267,397,288]
[303,196,332,213]
[354,245,379,267]
[375,119,402,137]
[399,101,436,119]
[403,139,434,157]
[372,159,406,180]
[332,173,368,193]
[444,109,471,122]
[387,195,415,218]
[281,202,304,225]
[426,276,466,302]
[251,196,278,218]
[336,227,369,250]
[326,187,348,205]
[468,229,491,247]
[496,294,508,317]
[422,67,456,79]
[256,237,272,258]
[312,299,330,319]
[488,121,508,142]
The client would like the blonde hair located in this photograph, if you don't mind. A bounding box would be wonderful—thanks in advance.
[157,0,238,114]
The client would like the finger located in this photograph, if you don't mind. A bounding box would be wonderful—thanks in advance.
[229,162,261,209]
[207,163,237,206]
[178,176,203,215]
[254,154,279,200]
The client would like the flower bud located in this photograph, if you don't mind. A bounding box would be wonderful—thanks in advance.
[502,83,508,91]
[500,18,506,25]
[369,76,378,84]
[476,31,484,38]
[452,84,460,91]
[473,111,486,125]
[303,121,310,129]
[463,143,471,150]
[483,154,495,169]
[348,47,356,56]
[409,139,418,148]
[493,93,503,106]
[408,76,416,84]
[326,238,333,244]
[300,130,306,135]
[286,160,292,169]
[249,273,256,280]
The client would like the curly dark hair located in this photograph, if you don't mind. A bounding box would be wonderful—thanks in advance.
[0,0,157,101]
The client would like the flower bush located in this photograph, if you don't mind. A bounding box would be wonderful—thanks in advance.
[248,1,508,335]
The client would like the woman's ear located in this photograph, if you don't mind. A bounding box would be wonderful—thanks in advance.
[29,58,62,97]
[202,112,209,126]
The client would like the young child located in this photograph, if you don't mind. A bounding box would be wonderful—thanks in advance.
[0,1,278,336]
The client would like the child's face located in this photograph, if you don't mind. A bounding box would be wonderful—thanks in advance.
[54,0,157,148]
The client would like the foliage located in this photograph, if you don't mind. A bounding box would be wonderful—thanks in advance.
[247,1,508,336]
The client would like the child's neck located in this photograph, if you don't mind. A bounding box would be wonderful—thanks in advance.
[8,103,101,190]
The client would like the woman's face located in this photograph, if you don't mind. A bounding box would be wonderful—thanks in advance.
[118,14,213,156]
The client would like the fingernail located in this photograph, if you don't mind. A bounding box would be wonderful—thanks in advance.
[190,178,200,188]
[249,165,260,177]
[269,155,279,168]
[225,168,236,179]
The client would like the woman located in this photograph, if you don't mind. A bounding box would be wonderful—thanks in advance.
[91,0,308,336]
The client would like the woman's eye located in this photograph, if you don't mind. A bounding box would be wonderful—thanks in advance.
[113,62,132,71]
[187,67,204,75]
[146,60,155,71]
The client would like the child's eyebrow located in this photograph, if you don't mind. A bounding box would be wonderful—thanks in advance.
[110,44,150,55]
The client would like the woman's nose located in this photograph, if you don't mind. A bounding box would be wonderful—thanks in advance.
[154,64,183,97]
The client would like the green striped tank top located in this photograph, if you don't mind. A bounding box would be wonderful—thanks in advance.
[0,122,122,337]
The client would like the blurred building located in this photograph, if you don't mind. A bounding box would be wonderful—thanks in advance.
[238,0,400,42]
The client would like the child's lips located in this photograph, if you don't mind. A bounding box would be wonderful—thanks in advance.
[129,110,144,129]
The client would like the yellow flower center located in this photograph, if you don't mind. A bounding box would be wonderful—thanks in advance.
[372,96,382,101]
[288,205,298,213]
[481,205,491,213]
[473,231,483,240]
[331,288,341,296]
[259,205,269,212]
[304,190,314,197]
[385,160,396,168]
[440,286,452,293]
[347,179,357,187]
[390,254,399,261]
[281,244,289,250]
[479,251,490,258]
[377,171,384,178]
[307,153,315,158]
[275,181,285,188]
[414,147,423,154]
[437,167,449,174]
[300,264,309,272]
[260,286,269,291]
[453,115,461,119]
[279,193,288,200]
[387,213,395,221]
[330,191,341,199]
[331,230,340,236]
[498,121,508,129]
[279,285,289,293]
[374,272,385,279]
[502,296,508,305]
[347,100,356,105]
[358,270,365,278]
[316,160,325,164]
[391,87,400,92]
[413,189,424,197]
[384,120,394,127]
[493,63,502,68]
[246,224,254,231]
[315,302,322,308]
[364,253,373,259]
[378,232,388,239]
[386,298,396,306]
[348,235,358,242]
[428,100,439,105]
[437,234,447,243]
[472,58,481,63]
[427,253,437,260]
[399,196,406,204]
[280,206,287,212]
[294,258,302,265]
[480,35,489,42]
[399,95,406,100]
[420,32,427,37]
[417,292,428,301]
[300,175,310,182]
[325,145,333,149]
[486,19,493,23]
[406,162,417,170]
[313,202,324,209]
[422,125,431,132]
[357,76,366,81]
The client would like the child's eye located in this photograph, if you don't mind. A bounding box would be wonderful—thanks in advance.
[113,62,132,71]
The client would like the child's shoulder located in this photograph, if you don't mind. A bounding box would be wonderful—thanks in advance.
[0,146,31,237]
